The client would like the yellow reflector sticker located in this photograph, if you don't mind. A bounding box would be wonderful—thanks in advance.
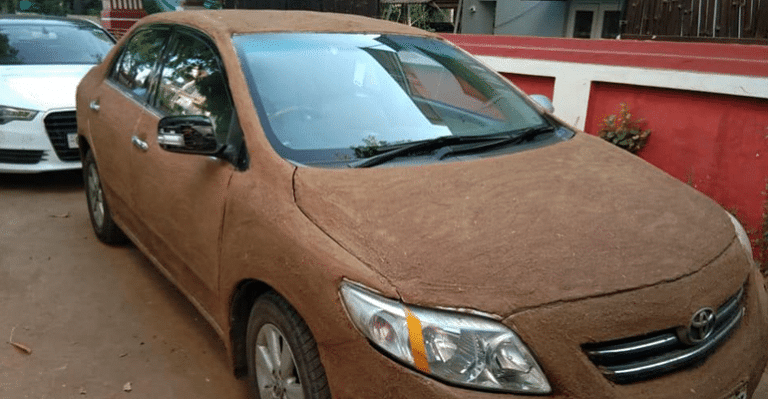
[404,307,430,373]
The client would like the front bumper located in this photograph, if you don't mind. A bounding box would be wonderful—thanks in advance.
[318,242,768,398]
[506,242,768,399]
[0,108,81,174]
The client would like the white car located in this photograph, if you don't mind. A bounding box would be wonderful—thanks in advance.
[0,15,114,173]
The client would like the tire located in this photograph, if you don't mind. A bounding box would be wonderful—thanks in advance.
[246,292,331,399]
[83,149,127,245]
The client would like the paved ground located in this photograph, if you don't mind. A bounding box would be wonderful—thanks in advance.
[0,170,767,398]
[0,171,251,399]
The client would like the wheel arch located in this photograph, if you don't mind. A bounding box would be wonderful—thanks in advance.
[77,135,91,160]
[229,278,273,378]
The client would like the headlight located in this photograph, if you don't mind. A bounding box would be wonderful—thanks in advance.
[340,282,551,394]
[727,212,754,260]
[0,105,39,125]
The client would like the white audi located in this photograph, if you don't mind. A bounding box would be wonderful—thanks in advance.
[0,15,114,173]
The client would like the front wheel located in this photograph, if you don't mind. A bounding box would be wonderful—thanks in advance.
[83,149,126,245]
[246,292,331,399]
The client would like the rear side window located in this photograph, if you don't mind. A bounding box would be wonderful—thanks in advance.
[110,27,169,101]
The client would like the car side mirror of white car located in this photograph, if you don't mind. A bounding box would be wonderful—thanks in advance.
[529,94,555,113]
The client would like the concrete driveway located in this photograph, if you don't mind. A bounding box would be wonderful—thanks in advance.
[0,171,251,398]
[0,171,766,398]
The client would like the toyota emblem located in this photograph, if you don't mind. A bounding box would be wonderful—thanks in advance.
[678,307,716,345]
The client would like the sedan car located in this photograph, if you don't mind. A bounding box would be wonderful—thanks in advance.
[0,15,114,173]
[76,10,768,399]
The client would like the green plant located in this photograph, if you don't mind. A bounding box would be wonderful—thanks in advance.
[381,3,448,32]
[597,103,651,154]
[29,0,71,15]
[1,0,15,13]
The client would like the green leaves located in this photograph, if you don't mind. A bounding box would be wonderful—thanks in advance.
[597,103,651,154]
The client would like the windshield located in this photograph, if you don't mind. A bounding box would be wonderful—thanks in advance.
[234,33,549,165]
[0,21,114,65]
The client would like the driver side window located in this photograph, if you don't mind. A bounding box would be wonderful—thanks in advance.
[154,31,233,144]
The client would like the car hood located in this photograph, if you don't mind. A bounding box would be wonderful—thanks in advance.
[0,65,94,111]
[293,133,735,316]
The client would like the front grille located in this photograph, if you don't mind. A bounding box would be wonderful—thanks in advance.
[0,149,46,164]
[44,111,79,162]
[583,286,745,384]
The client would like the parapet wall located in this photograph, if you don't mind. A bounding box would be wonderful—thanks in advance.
[444,34,768,264]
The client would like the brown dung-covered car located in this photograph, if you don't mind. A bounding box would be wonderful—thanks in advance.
[75,10,768,399]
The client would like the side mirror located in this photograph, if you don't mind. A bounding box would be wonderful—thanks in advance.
[157,115,223,156]
[529,94,555,113]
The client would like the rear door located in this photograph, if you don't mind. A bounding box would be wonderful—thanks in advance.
[85,26,171,218]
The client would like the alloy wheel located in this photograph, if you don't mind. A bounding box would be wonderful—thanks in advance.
[254,323,304,399]
[87,163,105,229]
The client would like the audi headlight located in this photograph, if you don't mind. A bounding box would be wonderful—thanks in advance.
[727,212,753,260]
[0,105,38,125]
[340,282,551,394]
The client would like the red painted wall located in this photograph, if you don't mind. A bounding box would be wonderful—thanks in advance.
[500,73,555,99]
[585,82,768,252]
[101,8,146,39]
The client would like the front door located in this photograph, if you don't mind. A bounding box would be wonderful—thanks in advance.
[129,28,238,308]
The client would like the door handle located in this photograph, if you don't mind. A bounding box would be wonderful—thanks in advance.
[89,100,100,111]
[131,136,148,152]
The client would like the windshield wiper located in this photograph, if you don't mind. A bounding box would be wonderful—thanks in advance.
[434,125,556,161]
[348,125,556,168]
[348,134,508,168]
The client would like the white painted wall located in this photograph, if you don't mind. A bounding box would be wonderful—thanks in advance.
[477,55,768,130]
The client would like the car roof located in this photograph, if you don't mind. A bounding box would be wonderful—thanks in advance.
[134,10,435,38]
